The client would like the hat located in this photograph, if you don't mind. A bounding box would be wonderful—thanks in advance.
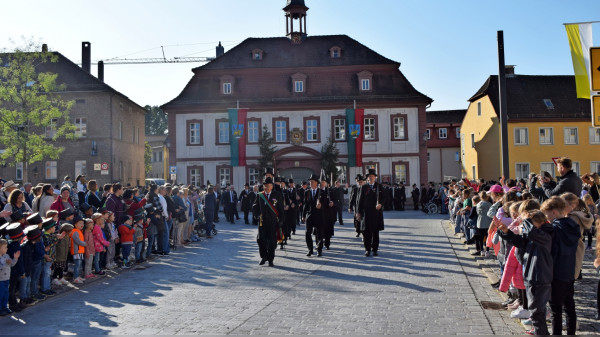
[355,174,364,181]
[24,225,41,241]
[288,178,294,184]
[42,218,56,231]
[72,214,84,225]
[308,174,319,182]
[489,185,504,193]
[262,177,274,185]
[10,210,25,222]
[274,176,281,183]
[244,183,249,187]
[60,186,71,194]
[80,203,93,212]
[6,223,24,240]
[302,181,308,185]
[26,212,43,225]
[3,180,19,189]
[366,169,377,177]
[121,215,132,224]
[0,223,10,237]
[59,222,74,232]
[133,214,144,223]
[99,207,109,214]
[91,213,103,220]
[263,167,274,176]
[60,208,75,219]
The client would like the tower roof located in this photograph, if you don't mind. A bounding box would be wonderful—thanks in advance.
[284,0,308,11]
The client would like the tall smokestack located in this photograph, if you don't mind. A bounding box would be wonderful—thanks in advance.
[41,44,48,53]
[216,42,224,58]
[82,41,91,73]
[98,61,104,82]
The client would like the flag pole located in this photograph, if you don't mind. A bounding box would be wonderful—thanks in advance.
[563,21,600,25]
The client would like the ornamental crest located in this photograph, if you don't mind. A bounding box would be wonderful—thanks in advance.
[290,128,303,145]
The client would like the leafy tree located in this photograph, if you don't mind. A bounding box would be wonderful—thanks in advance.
[320,136,340,182]
[0,39,76,183]
[258,124,277,175]
[145,105,167,135]
[144,141,152,176]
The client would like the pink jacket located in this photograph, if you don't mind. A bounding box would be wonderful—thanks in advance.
[84,230,96,257]
[92,225,110,253]
[499,246,525,291]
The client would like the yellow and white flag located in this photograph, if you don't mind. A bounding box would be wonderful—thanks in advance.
[565,23,593,99]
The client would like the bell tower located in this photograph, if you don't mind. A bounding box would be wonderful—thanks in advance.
[284,0,309,44]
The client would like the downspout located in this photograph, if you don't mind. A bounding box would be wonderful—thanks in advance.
[110,94,114,183]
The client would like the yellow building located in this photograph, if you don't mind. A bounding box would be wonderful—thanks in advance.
[461,69,597,181]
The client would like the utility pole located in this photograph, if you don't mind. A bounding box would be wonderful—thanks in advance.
[497,31,510,178]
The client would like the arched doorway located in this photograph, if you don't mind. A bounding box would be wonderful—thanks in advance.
[274,146,320,182]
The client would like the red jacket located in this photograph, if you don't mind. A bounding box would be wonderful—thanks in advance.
[125,198,147,217]
[118,224,135,245]
[50,198,75,213]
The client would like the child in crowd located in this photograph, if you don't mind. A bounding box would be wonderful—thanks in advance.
[46,210,59,224]
[53,222,73,286]
[499,210,553,335]
[582,194,597,250]
[69,216,87,284]
[466,194,481,245]
[83,219,96,279]
[0,239,19,316]
[458,189,472,241]
[133,214,145,263]
[21,226,45,304]
[104,212,119,269]
[474,191,492,257]
[7,224,25,312]
[40,218,61,296]
[91,213,110,275]
[542,196,580,335]
[562,193,593,282]
[118,215,135,268]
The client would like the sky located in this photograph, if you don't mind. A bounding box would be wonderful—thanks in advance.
[1,0,599,111]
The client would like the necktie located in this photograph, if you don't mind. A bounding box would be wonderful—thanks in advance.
[230,191,233,202]
[312,190,315,199]
[266,193,270,200]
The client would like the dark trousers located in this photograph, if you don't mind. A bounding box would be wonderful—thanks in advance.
[243,210,250,224]
[474,228,488,252]
[526,283,551,336]
[337,205,344,225]
[214,205,219,222]
[305,225,323,253]
[8,274,19,307]
[363,229,380,252]
[413,197,419,210]
[257,232,276,262]
[550,280,576,335]
[353,217,361,234]
[225,205,234,223]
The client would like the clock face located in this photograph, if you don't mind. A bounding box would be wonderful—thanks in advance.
[291,34,302,44]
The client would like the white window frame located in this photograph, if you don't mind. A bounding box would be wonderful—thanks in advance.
[45,118,58,139]
[189,122,201,145]
[564,127,578,145]
[589,127,600,144]
[438,128,448,139]
[334,119,345,141]
[75,160,86,177]
[223,83,232,95]
[425,129,431,140]
[540,162,555,178]
[361,79,370,91]
[471,133,475,148]
[294,80,304,93]
[219,167,231,186]
[15,162,23,181]
[336,165,348,184]
[247,121,259,143]
[364,118,375,140]
[190,168,202,187]
[538,127,553,145]
[393,117,405,139]
[275,120,287,142]
[591,161,600,174]
[45,161,57,180]
[455,127,460,139]
[394,164,407,184]
[306,119,318,141]
[514,127,528,145]
[74,117,87,137]
[515,163,530,180]
[248,167,259,186]
[572,162,580,176]
[219,122,230,144]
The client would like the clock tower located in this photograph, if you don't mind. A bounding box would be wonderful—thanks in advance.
[284,0,308,44]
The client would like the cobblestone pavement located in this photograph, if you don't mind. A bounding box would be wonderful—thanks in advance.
[2,211,525,335]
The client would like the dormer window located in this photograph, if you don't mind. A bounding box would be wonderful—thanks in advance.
[329,46,342,58]
[295,81,304,93]
[357,70,373,92]
[220,75,234,95]
[290,72,307,95]
[252,48,263,61]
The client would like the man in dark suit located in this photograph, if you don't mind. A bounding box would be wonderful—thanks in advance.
[222,185,238,224]
[285,178,299,237]
[395,182,406,211]
[297,181,308,225]
[252,177,284,267]
[411,183,420,210]
[349,174,365,238]
[239,183,253,224]
[332,180,348,226]
[203,186,216,238]
[302,174,325,257]
[357,169,385,257]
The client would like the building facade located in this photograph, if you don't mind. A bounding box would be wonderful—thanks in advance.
[461,69,596,180]
[146,134,167,180]
[426,109,465,183]
[0,43,146,186]
[162,1,432,190]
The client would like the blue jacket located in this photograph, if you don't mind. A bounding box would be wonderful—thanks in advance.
[551,217,580,282]
[8,241,23,277]
[204,193,216,214]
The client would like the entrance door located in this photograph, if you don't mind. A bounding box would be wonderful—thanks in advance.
[280,167,314,184]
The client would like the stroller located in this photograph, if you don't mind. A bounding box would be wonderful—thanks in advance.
[194,203,218,237]
[423,196,440,215]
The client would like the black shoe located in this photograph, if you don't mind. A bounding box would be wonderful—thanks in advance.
[268,261,274,267]
[355,233,360,238]
[373,251,378,256]
[491,281,500,288]
[259,259,266,265]
[325,246,330,250]
[245,222,249,225]
[161,252,169,256]
[364,251,371,257]
[306,251,313,257]
[502,297,516,307]
[317,251,322,257]
[279,245,284,250]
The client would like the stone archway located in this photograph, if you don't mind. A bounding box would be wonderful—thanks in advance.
[273,146,321,182]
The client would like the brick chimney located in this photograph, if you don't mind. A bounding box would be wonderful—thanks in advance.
[216,42,224,58]
[41,44,48,53]
[82,42,91,73]
[505,65,516,78]
[98,60,104,82]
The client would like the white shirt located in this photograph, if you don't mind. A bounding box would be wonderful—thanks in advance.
[158,194,168,218]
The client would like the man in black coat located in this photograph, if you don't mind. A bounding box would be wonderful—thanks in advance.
[284,178,299,236]
[349,174,365,237]
[239,183,253,224]
[331,180,348,226]
[543,157,582,198]
[252,177,284,267]
[357,169,385,257]
[222,185,238,224]
[411,184,420,210]
[302,174,325,257]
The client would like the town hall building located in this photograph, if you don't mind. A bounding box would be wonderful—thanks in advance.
[162,0,432,189]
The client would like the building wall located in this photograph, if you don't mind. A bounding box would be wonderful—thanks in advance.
[508,120,600,179]
[460,96,501,180]
[427,147,461,183]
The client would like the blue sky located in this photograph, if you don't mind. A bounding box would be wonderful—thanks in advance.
[1,0,599,111]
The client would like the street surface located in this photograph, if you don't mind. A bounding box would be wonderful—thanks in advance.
[2,211,526,335]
